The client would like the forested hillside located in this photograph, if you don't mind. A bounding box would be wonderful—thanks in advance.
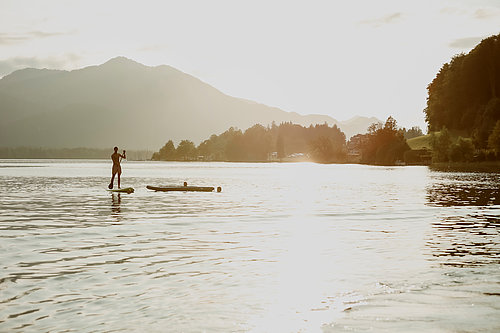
[424,33,500,151]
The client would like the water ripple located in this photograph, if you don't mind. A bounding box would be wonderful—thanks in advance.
[0,162,499,332]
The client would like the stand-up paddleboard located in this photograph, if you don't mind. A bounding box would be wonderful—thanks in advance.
[107,187,134,194]
[147,184,221,192]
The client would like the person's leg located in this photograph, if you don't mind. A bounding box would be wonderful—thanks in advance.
[117,172,121,189]
[109,172,116,189]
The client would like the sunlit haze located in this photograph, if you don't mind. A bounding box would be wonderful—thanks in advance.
[1,2,499,330]
[1,0,499,129]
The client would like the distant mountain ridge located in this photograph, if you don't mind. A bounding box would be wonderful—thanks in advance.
[0,57,379,149]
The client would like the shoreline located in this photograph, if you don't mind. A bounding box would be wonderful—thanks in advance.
[429,161,500,173]
[1,157,499,172]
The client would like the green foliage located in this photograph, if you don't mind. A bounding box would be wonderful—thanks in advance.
[152,140,176,161]
[176,140,197,160]
[449,137,474,162]
[225,129,245,161]
[424,33,500,149]
[431,127,452,162]
[240,124,272,161]
[358,116,410,165]
[430,128,476,163]
[403,126,423,140]
[488,120,500,153]
[152,122,347,162]
[309,136,345,163]
[276,134,285,159]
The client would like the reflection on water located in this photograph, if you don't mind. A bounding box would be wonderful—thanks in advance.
[426,172,500,267]
[0,161,499,332]
[111,193,122,220]
[325,172,500,332]
[427,213,500,267]
[427,173,500,206]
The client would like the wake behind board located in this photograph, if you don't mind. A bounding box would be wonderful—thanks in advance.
[107,187,134,194]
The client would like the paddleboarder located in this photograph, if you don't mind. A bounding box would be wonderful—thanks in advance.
[109,147,126,189]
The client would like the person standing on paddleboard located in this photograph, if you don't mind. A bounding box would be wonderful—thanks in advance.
[109,147,126,189]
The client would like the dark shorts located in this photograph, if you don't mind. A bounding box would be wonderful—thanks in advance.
[112,164,121,175]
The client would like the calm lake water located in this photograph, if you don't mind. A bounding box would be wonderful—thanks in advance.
[0,160,499,332]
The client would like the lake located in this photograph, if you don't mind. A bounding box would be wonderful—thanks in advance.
[0,160,499,332]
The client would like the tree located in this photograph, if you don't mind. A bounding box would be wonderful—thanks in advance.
[152,140,176,160]
[309,136,335,163]
[431,127,452,162]
[197,139,212,160]
[151,122,348,163]
[449,137,474,162]
[424,33,500,148]
[243,124,272,161]
[367,122,382,135]
[488,120,500,154]
[403,126,423,139]
[159,140,176,160]
[360,116,410,165]
[176,140,196,160]
[276,133,285,159]
[384,116,398,132]
[225,129,245,161]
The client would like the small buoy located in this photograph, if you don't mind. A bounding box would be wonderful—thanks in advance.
[217,186,222,192]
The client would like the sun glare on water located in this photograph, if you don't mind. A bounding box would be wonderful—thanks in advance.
[238,163,374,331]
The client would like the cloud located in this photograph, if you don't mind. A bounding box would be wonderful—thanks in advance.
[0,55,81,77]
[0,31,69,45]
[440,6,500,20]
[473,8,500,19]
[359,12,403,28]
[448,36,484,49]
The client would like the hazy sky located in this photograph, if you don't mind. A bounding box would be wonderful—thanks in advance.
[1,0,499,130]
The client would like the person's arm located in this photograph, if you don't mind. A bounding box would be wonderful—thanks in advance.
[121,150,126,159]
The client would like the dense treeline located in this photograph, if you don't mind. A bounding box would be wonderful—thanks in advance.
[152,122,347,163]
[0,147,153,160]
[403,126,423,140]
[424,33,500,158]
[347,116,411,165]
[154,117,417,165]
[430,128,476,162]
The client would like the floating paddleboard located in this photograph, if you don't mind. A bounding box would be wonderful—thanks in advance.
[147,185,221,192]
[107,187,134,194]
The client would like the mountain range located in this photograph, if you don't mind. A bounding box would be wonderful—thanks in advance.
[0,57,379,150]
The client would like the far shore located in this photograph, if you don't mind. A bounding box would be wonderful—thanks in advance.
[0,147,154,161]
[429,162,500,173]
[2,146,499,172]
[2,154,499,173]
